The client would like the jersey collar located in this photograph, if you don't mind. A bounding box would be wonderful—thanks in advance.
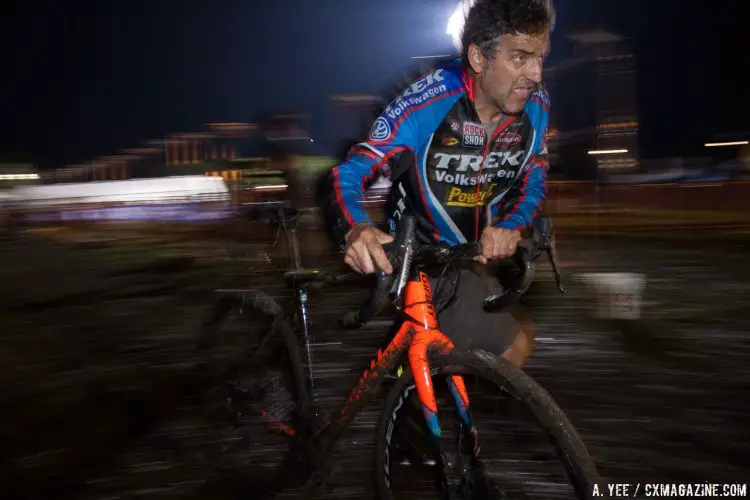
[461,67,476,102]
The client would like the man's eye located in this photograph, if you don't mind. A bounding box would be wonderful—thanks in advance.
[513,54,524,63]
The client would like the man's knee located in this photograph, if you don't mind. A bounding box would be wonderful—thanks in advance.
[501,312,535,369]
[517,322,535,356]
[512,302,535,344]
[518,320,535,353]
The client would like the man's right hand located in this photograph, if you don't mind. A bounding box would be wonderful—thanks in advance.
[343,223,394,275]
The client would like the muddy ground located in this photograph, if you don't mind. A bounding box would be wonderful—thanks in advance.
[1,227,748,499]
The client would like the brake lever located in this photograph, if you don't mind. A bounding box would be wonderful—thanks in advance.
[520,243,564,294]
[545,238,564,294]
[531,216,564,294]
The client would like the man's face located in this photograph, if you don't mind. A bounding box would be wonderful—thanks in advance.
[471,31,550,114]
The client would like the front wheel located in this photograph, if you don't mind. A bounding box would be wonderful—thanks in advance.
[374,349,601,499]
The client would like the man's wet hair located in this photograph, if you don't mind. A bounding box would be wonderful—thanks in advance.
[460,0,554,66]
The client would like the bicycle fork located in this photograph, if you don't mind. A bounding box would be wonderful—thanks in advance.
[401,272,481,489]
[408,332,479,460]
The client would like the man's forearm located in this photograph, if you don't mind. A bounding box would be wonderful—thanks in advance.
[497,160,548,230]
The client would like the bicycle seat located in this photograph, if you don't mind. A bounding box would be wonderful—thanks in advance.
[283,268,352,286]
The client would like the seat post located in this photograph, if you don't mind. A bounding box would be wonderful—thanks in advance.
[277,208,303,269]
[278,208,317,392]
[288,226,303,269]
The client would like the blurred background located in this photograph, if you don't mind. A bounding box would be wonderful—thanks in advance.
[0,0,748,498]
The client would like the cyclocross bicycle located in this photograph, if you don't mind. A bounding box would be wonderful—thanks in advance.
[197,201,601,499]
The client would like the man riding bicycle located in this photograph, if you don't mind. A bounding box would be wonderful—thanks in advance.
[322,0,553,369]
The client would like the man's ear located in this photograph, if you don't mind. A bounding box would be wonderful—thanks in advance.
[467,43,486,74]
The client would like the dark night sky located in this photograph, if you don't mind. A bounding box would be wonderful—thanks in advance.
[0,0,747,169]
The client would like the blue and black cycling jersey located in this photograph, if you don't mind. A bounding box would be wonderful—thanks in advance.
[323,59,550,246]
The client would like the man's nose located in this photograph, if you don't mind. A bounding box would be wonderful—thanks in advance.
[525,58,543,83]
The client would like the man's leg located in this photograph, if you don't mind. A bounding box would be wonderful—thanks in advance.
[498,304,535,369]
[434,267,535,369]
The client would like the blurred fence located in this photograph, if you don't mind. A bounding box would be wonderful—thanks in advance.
[6,179,750,235]
[358,181,750,217]
[544,181,750,215]
[362,181,750,231]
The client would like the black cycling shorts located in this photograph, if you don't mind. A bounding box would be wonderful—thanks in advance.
[427,263,524,357]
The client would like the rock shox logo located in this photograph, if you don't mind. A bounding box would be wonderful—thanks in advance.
[462,122,485,148]
[445,186,494,207]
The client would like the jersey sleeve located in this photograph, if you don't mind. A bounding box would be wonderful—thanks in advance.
[322,107,418,247]
[496,127,550,231]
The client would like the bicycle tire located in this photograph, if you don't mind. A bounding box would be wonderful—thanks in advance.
[374,348,601,500]
[196,290,281,362]
[196,290,308,497]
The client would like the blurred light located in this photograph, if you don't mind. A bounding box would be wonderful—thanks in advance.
[588,149,629,155]
[0,173,40,180]
[411,54,453,59]
[252,184,288,190]
[122,147,162,155]
[330,94,383,105]
[446,1,474,52]
[704,141,748,148]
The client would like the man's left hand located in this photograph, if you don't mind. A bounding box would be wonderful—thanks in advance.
[475,227,522,264]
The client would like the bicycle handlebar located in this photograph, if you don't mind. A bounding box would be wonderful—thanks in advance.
[341,214,564,329]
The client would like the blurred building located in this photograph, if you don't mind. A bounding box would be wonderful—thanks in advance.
[43,117,335,207]
[544,29,639,180]
[330,93,385,157]
[43,122,266,185]
[45,121,299,183]
[330,94,383,113]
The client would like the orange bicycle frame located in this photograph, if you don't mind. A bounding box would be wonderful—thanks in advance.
[399,269,472,437]
[318,267,472,449]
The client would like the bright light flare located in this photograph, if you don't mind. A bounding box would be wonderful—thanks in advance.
[446,0,475,52]
[252,184,288,191]
[588,149,629,155]
[0,173,40,180]
[704,141,748,148]
[411,54,453,60]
